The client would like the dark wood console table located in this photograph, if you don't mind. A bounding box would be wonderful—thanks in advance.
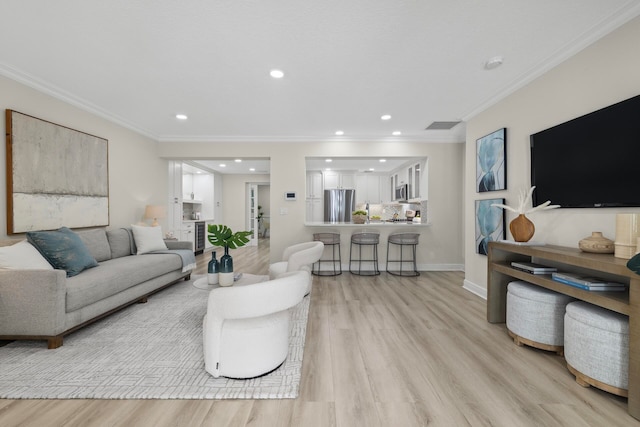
[487,241,640,420]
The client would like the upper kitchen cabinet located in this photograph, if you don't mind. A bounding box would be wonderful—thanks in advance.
[306,172,323,199]
[305,156,425,203]
[323,170,355,189]
[355,174,388,204]
[390,159,427,201]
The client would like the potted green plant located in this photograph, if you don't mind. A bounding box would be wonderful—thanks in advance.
[352,210,368,224]
[207,224,252,286]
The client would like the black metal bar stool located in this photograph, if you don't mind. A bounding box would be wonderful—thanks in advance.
[386,232,420,276]
[312,232,342,276]
[349,231,380,276]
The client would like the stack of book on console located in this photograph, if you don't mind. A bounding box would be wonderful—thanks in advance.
[510,261,557,274]
[551,272,626,292]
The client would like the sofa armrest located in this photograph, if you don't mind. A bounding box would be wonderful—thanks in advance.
[165,240,193,251]
[0,269,67,336]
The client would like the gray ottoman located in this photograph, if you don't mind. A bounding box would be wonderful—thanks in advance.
[506,281,574,355]
[564,301,629,397]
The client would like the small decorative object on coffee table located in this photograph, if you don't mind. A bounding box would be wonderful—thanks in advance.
[492,186,559,242]
[579,232,615,253]
[207,224,252,287]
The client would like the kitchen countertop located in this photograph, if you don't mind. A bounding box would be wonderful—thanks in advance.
[304,221,430,227]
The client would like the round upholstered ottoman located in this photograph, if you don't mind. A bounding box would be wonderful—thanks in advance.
[506,280,574,355]
[564,301,629,397]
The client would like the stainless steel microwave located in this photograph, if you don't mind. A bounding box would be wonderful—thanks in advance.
[394,184,408,201]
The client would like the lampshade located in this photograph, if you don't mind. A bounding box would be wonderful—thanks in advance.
[144,205,166,227]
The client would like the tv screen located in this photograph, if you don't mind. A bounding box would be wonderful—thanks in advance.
[530,94,640,208]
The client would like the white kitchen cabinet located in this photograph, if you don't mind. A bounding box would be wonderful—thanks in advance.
[323,171,355,189]
[355,174,386,204]
[181,222,194,243]
[306,198,323,222]
[306,172,323,198]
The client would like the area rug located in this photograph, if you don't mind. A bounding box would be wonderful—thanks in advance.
[0,275,310,399]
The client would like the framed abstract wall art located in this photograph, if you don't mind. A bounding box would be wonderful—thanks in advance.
[476,127,506,192]
[5,110,109,234]
[475,198,505,255]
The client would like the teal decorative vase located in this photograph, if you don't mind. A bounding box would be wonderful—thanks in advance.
[207,251,219,285]
[219,245,234,286]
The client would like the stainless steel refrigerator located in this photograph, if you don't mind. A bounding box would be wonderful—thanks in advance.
[324,189,356,222]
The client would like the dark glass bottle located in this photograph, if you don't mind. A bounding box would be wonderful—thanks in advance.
[219,245,234,286]
[220,245,233,273]
[207,251,219,285]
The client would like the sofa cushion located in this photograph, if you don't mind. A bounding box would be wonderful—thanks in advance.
[0,240,54,270]
[26,227,98,277]
[106,228,134,259]
[131,224,168,254]
[76,229,112,262]
[65,253,183,312]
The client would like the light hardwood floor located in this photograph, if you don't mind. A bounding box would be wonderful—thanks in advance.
[0,241,637,426]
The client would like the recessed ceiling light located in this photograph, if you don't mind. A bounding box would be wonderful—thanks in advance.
[392,131,402,136]
[249,168,255,172]
[325,159,332,163]
[484,56,504,70]
[379,159,387,163]
[335,130,344,136]
[369,168,375,171]
[176,114,188,120]
[219,164,226,168]
[270,69,284,78]
[234,159,242,163]
[381,114,391,120]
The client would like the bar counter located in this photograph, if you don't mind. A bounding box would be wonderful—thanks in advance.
[303,221,430,272]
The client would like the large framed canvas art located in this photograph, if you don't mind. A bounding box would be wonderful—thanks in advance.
[475,198,505,255]
[476,128,506,192]
[5,110,109,234]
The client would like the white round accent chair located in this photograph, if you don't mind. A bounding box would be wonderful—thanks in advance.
[202,270,310,379]
[268,241,324,294]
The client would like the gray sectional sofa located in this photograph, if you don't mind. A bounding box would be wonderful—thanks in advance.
[0,228,193,349]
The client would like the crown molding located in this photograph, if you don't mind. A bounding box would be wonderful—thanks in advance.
[0,63,158,140]
[462,2,640,122]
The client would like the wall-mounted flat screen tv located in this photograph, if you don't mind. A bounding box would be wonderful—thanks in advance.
[530,94,640,208]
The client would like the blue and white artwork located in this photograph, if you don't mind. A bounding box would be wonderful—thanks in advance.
[476,128,506,192]
[475,198,505,255]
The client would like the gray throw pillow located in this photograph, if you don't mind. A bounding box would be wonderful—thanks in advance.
[26,227,98,277]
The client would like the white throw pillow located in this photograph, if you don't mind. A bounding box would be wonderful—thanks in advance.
[0,240,54,270]
[131,224,168,255]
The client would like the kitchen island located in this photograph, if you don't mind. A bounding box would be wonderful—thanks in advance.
[304,221,430,273]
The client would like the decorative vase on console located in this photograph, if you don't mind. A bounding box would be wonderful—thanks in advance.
[579,232,615,254]
[510,214,535,242]
[492,186,559,243]
[207,224,252,287]
[207,251,219,285]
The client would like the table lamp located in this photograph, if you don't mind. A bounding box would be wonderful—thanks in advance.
[144,205,166,227]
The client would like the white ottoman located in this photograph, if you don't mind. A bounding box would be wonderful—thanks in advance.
[506,281,574,355]
[564,301,629,397]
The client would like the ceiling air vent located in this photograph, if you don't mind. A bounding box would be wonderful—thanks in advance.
[425,121,461,130]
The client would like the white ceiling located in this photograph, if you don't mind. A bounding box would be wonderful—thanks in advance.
[1,1,639,144]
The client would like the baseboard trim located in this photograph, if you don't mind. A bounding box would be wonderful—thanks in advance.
[463,279,487,299]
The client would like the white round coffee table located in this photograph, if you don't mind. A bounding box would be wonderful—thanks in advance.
[192,273,268,290]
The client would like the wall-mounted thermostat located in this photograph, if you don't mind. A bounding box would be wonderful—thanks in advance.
[284,191,297,201]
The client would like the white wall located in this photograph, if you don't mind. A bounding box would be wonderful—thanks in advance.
[0,75,167,237]
[218,173,270,233]
[159,141,465,265]
[464,16,640,296]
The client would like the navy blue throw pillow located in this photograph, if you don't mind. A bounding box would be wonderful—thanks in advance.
[26,227,98,277]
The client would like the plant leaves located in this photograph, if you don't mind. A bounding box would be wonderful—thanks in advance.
[207,224,252,249]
